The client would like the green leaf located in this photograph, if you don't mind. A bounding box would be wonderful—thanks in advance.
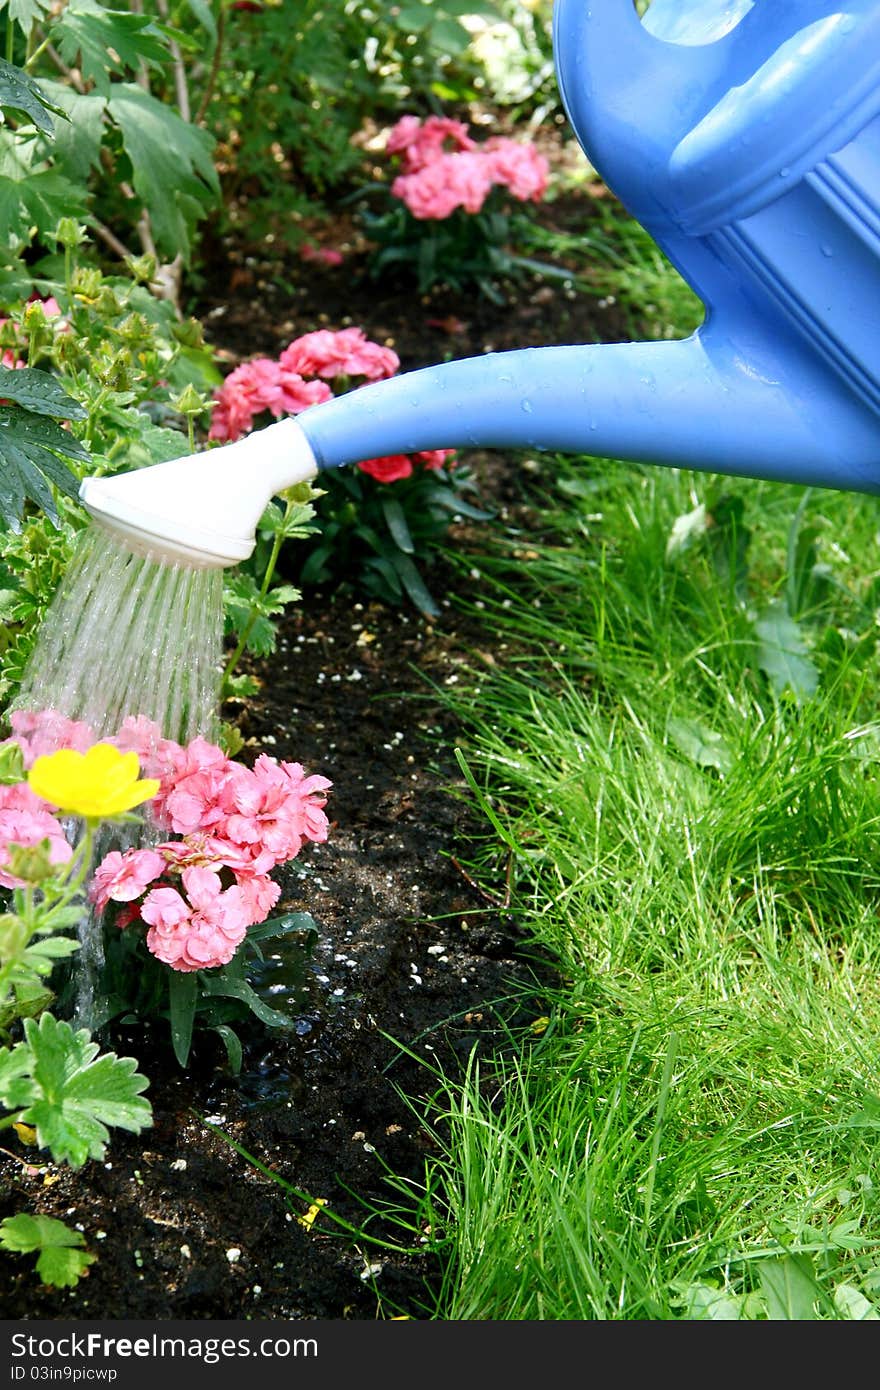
[181,0,217,42]
[168,969,197,1068]
[0,1213,95,1288]
[211,1024,242,1076]
[246,911,318,945]
[55,0,171,96]
[3,0,50,33]
[0,737,24,783]
[33,84,107,182]
[758,1255,820,1320]
[200,975,292,1030]
[833,1284,880,1320]
[0,152,88,251]
[107,85,218,259]
[5,1013,151,1168]
[0,406,88,527]
[0,367,86,420]
[754,600,819,702]
[428,15,472,53]
[381,496,414,554]
[389,551,440,617]
[0,58,63,136]
[667,716,732,774]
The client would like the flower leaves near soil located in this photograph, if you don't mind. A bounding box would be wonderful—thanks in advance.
[0,1212,96,1288]
[0,1013,151,1168]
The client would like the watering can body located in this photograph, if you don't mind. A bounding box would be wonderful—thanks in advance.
[80,0,880,568]
[290,0,880,498]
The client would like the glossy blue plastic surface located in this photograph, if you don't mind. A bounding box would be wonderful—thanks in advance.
[300,1,880,495]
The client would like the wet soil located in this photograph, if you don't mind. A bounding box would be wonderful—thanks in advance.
[0,182,621,1321]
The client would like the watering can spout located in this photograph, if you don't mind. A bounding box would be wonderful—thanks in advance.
[79,326,880,569]
[295,325,880,494]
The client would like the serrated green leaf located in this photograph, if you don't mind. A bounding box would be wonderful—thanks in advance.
[36,1242,96,1287]
[758,1255,820,1320]
[222,672,259,699]
[0,57,63,136]
[107,85,218,259]
[754,600,819,702]
[0,1213,94,1288]
[0,158,87,251]
[9,1013,151,1168]
[0,1211,83,1254]
[55,0,171,96]
[0,1039,32,1099]
[2,0,51,33]
[0,406,87,526]
[0,367,86,420]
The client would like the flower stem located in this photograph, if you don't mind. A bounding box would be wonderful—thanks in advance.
[221,500,289,690]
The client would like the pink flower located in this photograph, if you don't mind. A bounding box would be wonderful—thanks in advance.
[0,781,50,815]
[151,736,231,836]
[208,358,282,441]
[89,847,165,912]
[237,872,282,927]
[300,243,345,267]
[112,715,179,782]
[222,754,331,870]
[415,448,455,471]
[276,370,333,416]
[392,151,494,219]
[279,328,399,383]
[142,866,248,972]
[484,137,549,203]
[4,708,94,769]
[386,115,475,174]
[0,807,73,888]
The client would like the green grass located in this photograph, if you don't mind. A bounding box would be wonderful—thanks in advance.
[394,209,880,1318]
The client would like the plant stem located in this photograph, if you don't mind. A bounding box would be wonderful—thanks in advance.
[221,500,289,689]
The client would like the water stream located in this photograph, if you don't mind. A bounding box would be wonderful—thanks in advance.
[10,523,225,1028]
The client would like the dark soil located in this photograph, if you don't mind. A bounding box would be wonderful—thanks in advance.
[0,183,621,1321]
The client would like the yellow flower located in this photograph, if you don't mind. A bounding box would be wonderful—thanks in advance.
[28,743,160,821]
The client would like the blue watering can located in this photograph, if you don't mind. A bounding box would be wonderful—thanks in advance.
[80,0,880,568]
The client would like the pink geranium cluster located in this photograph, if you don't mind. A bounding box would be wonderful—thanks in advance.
[386,115,550,221]
[1,709,331,974]
[209,326,455,484]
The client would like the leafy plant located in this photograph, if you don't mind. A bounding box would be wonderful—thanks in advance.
[0,1212,96,1289]
[0,1,221,305]
[293,460,492,617]
[0,1012,151,1168]
[357,113,555,302]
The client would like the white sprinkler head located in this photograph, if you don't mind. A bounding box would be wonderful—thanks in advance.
[79,418,320,569]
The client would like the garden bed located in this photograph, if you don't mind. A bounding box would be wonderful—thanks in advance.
[1,202,618,1321]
